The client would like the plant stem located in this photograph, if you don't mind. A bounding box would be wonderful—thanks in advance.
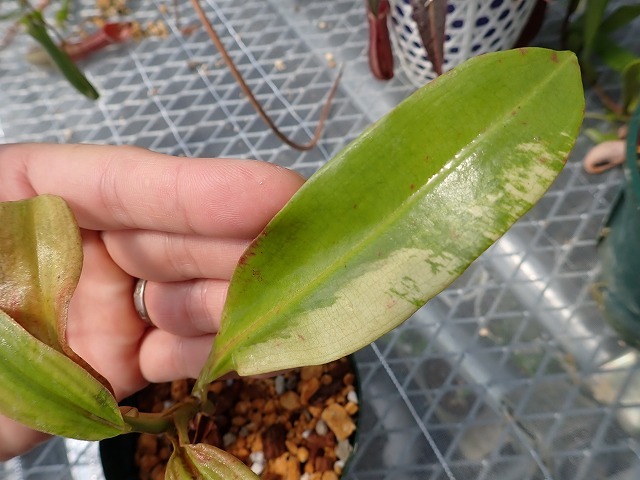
[189,0,342,151]
[121,408,174,434]
[593,83,624,117]
[122,397,202,437]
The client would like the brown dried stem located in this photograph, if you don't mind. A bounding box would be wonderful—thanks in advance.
[189,0,341,151]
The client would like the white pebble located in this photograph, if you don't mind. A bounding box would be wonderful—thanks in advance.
[250,451,265,475]
[275,375,286,395]
[250,451,265,464]
[223,432,237,447]
[315,419,328,435]
[250,461,265,476]
[347,390,359,404]
[335,439,353,461]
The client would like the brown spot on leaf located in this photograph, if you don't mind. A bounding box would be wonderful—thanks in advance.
[550,51,558,63]
[238,250,254,266]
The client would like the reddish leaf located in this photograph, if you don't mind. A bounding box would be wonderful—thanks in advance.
[167,443,258,480]
[0,195,111,391]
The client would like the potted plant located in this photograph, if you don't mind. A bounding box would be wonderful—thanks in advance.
[567,0,639,166]
[100,358,361,479]
[0,47,584,479]
[563,0,640,123]
[365,0,542,85]
[1,0,341,152]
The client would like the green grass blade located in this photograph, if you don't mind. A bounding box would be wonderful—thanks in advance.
[22,11,99,100]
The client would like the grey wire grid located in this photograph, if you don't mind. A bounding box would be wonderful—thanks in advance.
[1,0,640,479]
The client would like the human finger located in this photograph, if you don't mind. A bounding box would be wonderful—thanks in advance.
[138,330,214,382]
[103,229,249,282]
[140,279,228,336]
[0,416,51,461]
[0,143,305,237]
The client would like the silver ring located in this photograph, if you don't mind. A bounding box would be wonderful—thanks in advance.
[133,279,153,326]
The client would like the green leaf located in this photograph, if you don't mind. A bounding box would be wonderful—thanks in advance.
[0,309,127,439]
[56,0,73,28]
[195,48,584,388]
[623,60,640,113]
[591,33,640,114]
[582,0,609,59]
[166,448,194,480]
[167,444,258,480]
[21,11,99,100]
[593,33,639,74]
[601,4,640,33]
[367,0,382,15]
[585,127,619,144]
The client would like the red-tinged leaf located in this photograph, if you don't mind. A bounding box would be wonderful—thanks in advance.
[0,194,112,391]
[410,0,447,76]
[167,443,258,480]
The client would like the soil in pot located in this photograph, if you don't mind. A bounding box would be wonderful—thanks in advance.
[107,357,359,480]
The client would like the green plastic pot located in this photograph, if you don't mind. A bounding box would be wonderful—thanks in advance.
[597,105,640,347]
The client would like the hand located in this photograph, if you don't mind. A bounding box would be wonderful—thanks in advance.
[0,143,304,459]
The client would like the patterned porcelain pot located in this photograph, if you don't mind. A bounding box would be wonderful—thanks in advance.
[389,0,538,86]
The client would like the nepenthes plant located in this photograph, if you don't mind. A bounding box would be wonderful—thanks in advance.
[5,0,341,151]
[0,47,584,478]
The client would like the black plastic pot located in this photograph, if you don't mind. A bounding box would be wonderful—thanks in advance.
[100,357,361,479]
[100,430,140,480]
[596,105,640,347]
